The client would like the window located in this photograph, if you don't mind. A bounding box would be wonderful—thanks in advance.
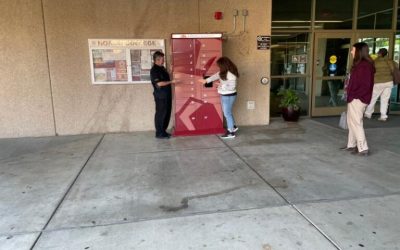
[357,0,393,29]
[270,33,310,116]
[315,0,353,29]
[272,0,312,30]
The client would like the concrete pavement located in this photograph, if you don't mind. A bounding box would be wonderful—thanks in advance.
[0,118,399,250]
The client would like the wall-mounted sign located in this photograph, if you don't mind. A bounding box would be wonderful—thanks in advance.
[291,54,307,64]
[88,39,165,84]
[329,55,337,64]
[257,35,271,50]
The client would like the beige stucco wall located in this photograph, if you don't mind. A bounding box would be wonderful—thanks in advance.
[0,0,55,138]
[0,0,271,138]
[200,0,271,125]
[43,0,200,135]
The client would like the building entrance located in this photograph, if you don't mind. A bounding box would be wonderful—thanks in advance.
[271,0,399,118]
[311,31,398,116]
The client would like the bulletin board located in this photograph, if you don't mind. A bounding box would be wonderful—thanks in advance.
[88,39,165,84]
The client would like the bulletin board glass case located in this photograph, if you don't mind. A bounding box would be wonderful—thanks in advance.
[88,39,165,84]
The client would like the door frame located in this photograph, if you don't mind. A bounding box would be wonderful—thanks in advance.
[356,30,400,116]
[311,31,355,116]
[310,30,397,117]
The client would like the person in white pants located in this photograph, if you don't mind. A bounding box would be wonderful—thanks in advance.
[364,48,396,121]
[341,42,375,156]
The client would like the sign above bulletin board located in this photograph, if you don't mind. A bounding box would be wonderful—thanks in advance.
[88,39,165,84]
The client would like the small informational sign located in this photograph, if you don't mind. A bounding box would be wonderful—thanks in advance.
[88,39,165,84]
[299,55,307,63]
[329,55,337,64]
[257,35,271,50]
[291,54,307,63]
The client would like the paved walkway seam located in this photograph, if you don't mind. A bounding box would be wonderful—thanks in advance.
[218,134,342,250]
[29,134,105,250]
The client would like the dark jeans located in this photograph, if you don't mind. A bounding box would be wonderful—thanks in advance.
[154,94,172,136]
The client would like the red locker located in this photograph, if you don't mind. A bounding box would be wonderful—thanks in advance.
[171,34,225,136]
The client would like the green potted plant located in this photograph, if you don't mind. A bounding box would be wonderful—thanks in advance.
[277,88,301,122]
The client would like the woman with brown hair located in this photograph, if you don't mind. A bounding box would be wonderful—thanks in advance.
[342,42,375,156]
[199,57,239,139]
[364,48,397,121]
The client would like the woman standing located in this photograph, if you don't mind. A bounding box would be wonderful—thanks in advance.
[364,48,396,121]
[200,57,239,139]
[342,42,375,156]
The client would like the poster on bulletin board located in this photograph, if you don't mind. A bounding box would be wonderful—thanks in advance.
[88,39,165,84]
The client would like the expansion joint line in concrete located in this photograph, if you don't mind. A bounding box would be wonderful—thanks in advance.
[217,135,342,250]
[293,205,343,250]
[29,134,106,250]
[216,136,292,204]
[39,0,58,136]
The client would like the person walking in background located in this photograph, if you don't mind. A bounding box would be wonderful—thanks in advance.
[150,51,176,139]
[341,42,375,156]
[364,48,397,121]
[199,57,239,139]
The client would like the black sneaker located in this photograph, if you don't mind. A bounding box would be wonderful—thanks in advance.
[352,149,369,156]
[232,126,239,132]
[155,134,170,139]
[340,146,357,152]
[220,131,235,139]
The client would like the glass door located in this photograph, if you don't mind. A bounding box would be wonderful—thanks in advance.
[311,32,353,116]
[357,32,399,115]
[270,33,311,117]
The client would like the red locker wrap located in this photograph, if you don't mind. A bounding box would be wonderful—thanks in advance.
[171,34,225,136]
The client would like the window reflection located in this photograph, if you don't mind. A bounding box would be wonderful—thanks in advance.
[315,80,347,107]
[270,78,309,117]
[272,0,395,30]
[358,0,393,29]
[271,33,310,76]
[358,37,390,57]
[271,0,398,117]
[389,34,400,112]
[315,0,353,29]
[271,33,310,117]
[316,38,351,77]
[272,0,312,30]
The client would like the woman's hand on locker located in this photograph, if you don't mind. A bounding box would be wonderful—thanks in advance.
[198,79,207,84]
[170,79,180,84]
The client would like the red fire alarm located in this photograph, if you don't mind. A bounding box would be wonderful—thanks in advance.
[214,11,223,20]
